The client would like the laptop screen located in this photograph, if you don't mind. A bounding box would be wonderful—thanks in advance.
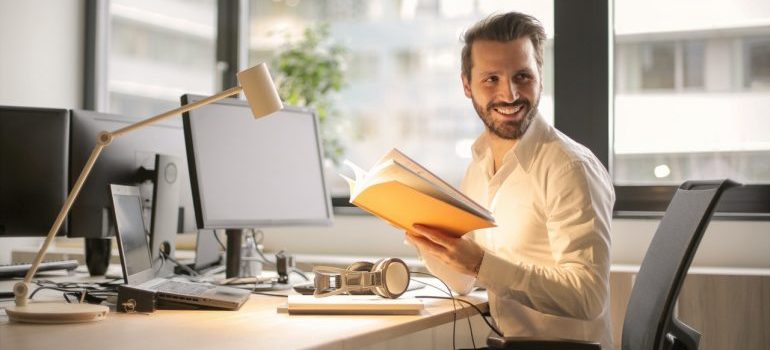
[111,185,155,285]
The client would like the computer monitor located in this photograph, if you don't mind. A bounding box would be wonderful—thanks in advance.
[68,109,197,238]
[0,106,69,237]
[181,94,332,277]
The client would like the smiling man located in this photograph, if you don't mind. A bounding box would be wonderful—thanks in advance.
[406,12,615,348]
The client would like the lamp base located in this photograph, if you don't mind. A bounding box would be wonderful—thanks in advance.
[5,302,109,324]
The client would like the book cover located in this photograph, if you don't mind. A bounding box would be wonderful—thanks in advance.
[342,149,495,237]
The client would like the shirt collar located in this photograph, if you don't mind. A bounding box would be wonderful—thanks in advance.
[471,113,546,174]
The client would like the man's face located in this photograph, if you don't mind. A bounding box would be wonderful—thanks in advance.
[462,38,542,140]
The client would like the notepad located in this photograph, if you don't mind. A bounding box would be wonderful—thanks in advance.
[281,295,424,315]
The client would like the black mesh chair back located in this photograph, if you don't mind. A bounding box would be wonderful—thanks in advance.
[621,179,739,350]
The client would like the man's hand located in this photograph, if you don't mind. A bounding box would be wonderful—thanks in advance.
[406,224,485,277]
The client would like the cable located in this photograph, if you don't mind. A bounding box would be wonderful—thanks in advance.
[417,295,502,337]
[411,277,503,338]
[29,280,118,305]
[213,230,226,251]
[291,268,310,281]
[250,229,275,266]
[251,291,289,298]
[410,271,462,350]
[160,250,199,276]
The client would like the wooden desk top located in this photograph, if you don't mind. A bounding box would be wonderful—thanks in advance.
[0,272,488,350]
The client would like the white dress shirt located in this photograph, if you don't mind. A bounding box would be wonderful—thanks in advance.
[422,113,615,349]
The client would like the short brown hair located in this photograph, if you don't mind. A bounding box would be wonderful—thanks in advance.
[461,12,547,81]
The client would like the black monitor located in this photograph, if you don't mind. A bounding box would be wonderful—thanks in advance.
[0,106,70,237]
[68,110,197,238]
[181,94,332,277]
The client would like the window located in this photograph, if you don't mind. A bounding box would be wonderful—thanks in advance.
[106,0,217,118]
[248,0,554,196]
[683,40,705,89]
[614,0,770,187]
[745,37,770,90]
[640,42,676,90]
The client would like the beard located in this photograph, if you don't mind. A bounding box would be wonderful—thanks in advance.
[472,95,539,140]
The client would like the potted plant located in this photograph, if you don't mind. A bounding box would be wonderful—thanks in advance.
[271,23,347,165]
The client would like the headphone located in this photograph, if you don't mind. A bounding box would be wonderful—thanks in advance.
[313,258,410,299]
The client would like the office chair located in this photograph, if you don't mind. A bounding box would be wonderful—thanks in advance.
[487,179,739,350]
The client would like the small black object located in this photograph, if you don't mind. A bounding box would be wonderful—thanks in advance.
[85,237,111,276]
[275,252,292,284]
[117,285,156,313]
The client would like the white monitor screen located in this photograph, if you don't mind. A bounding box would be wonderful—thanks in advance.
[183,96,332,228]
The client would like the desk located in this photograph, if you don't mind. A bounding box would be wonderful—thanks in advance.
[0,271,489,350]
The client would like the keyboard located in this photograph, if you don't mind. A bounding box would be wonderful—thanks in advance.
[0,260,79,279]
[153,280,214,296]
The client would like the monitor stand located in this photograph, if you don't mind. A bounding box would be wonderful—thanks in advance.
[225,229,244,279]
[149,154,182,278]
[224,229,293,291]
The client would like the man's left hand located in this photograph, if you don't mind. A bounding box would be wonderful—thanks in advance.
[406,224,485,277]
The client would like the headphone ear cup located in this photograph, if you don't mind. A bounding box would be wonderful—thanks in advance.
[371,258,410,299]
[346,261,375,295]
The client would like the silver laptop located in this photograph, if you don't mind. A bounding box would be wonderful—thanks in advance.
[110,184,250,310]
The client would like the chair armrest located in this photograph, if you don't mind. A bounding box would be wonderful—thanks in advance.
[487,335,601,350]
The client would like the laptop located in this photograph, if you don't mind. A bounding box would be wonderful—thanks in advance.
[110,184,250,310]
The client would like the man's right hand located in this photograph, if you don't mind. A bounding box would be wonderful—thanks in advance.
[405,224,484,277]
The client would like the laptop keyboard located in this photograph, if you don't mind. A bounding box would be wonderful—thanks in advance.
[153,280,214,296]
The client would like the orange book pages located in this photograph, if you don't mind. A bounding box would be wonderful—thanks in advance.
[351,181,496,237]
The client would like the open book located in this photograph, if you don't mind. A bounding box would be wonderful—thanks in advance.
[342,149,495,237]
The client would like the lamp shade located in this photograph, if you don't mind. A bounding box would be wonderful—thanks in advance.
[237,63,284,118]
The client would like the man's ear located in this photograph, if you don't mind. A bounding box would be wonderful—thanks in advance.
[461,73,472,98]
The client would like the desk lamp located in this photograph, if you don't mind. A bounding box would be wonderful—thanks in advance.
[6,63,283,323]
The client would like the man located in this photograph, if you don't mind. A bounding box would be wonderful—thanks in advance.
[406,12,615,349]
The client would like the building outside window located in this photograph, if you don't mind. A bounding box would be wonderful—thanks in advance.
[107,0,217,119]
[613,0,770,186]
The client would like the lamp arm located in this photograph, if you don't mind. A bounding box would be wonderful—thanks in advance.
[13,85,244,307]
[111,86,242,138]
[14,143,106,306]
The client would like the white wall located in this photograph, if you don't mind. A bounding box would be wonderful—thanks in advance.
[0,0,84,264]
[0,1,84,108]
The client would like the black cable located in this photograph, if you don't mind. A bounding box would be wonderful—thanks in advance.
[251,291,289,298]
[160,250,199,276]
[212,230,226,251]
[291,268,310,281]
[411,278,476,350]
[97,277,125,287]
[410,278,491,345]
[417,295,502,337]
[410,271,462,350]
[29,286,79,301]
[411,276,502,337]
[29,280,118,305]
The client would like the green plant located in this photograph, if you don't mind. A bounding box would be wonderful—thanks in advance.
[271,23,347,165]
